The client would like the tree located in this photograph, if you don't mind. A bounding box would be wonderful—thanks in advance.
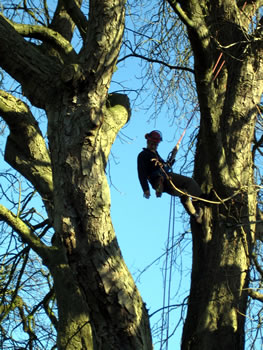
[163,1,263,349]
[0,1,152,349]
[0,1,263,350]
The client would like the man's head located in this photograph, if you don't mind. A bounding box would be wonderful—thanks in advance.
[145,130,162,151]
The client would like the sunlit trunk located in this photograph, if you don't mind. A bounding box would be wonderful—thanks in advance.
[181,38,262,350]
[47,94,152,349]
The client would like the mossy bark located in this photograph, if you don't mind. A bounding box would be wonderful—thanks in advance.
[169,1,263,349]
[46,92,152,349]
[0,1,153,348]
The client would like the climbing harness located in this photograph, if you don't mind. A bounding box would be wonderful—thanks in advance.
[153,157,250,205]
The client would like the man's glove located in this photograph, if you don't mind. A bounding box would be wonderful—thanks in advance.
[143,191,150,199]
[166,159,175,167]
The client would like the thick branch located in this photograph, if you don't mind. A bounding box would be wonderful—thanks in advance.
[28,287,58,329]
[0,204,50,260]
[0,13,61,108]
[256,208,263,242]
[10,21,77,61]
[101,93,131,162]
[80,0,126,88]
[42,288,58,329]
[247,288,263,302]
[62,0,89,40]
[49,0,80,42]
[168,1,211,71]
[0,90,53,211]
[167,1,194,27]
[107,93,131,119]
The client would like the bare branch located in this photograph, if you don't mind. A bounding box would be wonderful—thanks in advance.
[118,52,194,73]
[0,90,53,213]
[247,288,263,302]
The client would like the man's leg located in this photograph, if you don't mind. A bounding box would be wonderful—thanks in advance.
[163,173,203,222]
[164,173,202,196]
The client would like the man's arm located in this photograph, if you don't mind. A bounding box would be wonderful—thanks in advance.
[137,152,150,198]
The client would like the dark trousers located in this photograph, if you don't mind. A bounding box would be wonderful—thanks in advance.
[152,173,202,215]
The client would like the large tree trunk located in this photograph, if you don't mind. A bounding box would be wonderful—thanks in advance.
[172,1,263,349]
[0,0,153,348]
[46,91,152,349]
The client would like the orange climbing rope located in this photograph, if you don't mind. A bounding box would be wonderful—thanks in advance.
[167,106,197,164]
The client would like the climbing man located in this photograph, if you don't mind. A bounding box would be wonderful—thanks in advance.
[137,130,203,224]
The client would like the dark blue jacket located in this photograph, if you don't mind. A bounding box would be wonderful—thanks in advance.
[137,148,165,192]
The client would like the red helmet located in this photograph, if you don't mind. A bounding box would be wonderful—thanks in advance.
[145,130,163,143]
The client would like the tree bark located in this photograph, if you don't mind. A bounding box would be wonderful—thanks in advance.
[166,1,263,349]
[46,92,152,349]
[0,1,153,348]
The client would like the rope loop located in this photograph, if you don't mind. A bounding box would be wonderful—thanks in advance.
[150,158,254,205]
